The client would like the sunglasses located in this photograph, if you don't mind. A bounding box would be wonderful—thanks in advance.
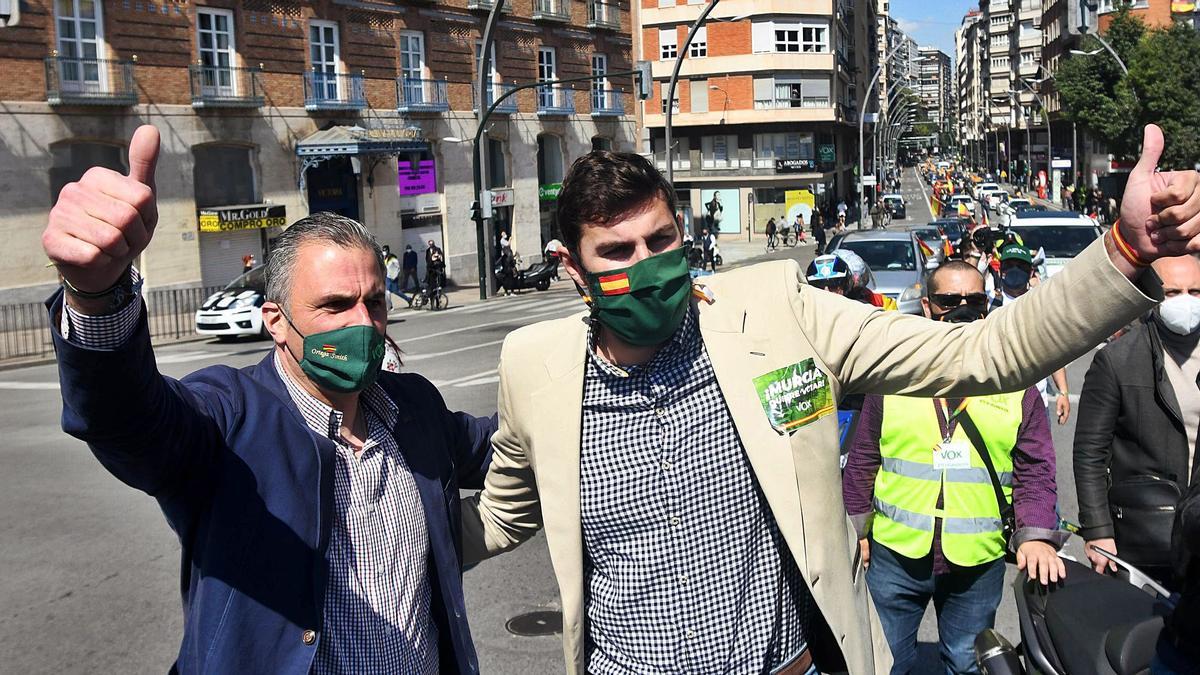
[931,292,988,309]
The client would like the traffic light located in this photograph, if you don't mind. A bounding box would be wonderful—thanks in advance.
[0,0,20,27]
[1067,0,1099,35]
[635,61,653,100]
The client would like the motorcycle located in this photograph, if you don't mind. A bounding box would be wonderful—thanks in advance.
[975,547,1175,675]
[494,256,559,293]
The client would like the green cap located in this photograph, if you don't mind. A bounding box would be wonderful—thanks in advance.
[999,243,1033,264]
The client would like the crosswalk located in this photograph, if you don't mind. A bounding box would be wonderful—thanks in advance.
[450,292,582,316]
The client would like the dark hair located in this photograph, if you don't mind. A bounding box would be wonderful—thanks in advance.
[556,151,678,253]
[925,260,984,297]
[265,212,384,308]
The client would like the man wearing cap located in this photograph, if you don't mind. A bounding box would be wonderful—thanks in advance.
[993,243,1072,424]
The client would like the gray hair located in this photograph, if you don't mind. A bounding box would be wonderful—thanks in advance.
[265,212,385,308]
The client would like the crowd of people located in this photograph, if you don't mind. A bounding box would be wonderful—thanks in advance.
[38,124,1200,675]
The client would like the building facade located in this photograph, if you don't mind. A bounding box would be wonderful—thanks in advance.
[916,46,951,128]
[956,10,984,160]
[0,0,635,301]
[634,0,877,234]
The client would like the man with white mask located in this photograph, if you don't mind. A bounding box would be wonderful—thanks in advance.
[1075,254,1200,585]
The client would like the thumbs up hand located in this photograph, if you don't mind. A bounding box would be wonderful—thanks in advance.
[43,125,160,296]
[1120,124,1200,261]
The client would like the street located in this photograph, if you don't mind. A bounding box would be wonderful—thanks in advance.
[0,172,1096,674]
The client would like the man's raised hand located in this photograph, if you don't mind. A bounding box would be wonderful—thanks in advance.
[42,124,160,294]
[1120,124,1200,260]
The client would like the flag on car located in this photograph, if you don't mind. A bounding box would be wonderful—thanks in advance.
[917,238,935,258]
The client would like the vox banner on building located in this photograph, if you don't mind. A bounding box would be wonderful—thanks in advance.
[198,204,287,232]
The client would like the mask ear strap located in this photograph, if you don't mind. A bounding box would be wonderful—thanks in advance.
[277,308,306,365]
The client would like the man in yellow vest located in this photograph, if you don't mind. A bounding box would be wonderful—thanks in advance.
[842,260,1069,674]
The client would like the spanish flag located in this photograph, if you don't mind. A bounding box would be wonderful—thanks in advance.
[957,202,971,218]
[941,234,955,258]
[321,345,337,353]
[981,210,990,227]
[917,238,935,258]
[598,272,631,296]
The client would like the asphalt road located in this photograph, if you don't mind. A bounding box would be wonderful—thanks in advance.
[0,172,1096,674]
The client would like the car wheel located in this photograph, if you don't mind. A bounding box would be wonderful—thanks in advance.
[216,334,239,343]
[536,279,550,291]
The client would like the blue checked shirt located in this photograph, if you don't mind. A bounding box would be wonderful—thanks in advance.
[63,288,438,674]
[580,308,813,674]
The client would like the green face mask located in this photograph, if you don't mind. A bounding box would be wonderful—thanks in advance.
[283,314,386,394]
[584,247,692,347]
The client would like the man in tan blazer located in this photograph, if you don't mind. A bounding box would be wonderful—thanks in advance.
[464,125,1200,674]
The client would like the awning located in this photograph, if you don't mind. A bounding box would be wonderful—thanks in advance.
[295,125,428,158]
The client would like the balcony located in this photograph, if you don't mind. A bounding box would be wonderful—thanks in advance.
[473,82,518,115]
[44,56,137,106]
[188,65,263,108]
[466,0,510,11]
[304,71,367,112]
[532,0,570,22]
[590,89,624,116]
[754,95,832,110]
[396,77,448,113]
[587,0,620,30]
[537,86,575,116]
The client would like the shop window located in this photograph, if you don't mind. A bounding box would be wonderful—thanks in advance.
[49,140,124,204]
[194,144,257,207]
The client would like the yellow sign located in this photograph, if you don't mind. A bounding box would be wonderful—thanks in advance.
[1172,0,1195,12]
[785,189,816,225]
[198,204,287,232]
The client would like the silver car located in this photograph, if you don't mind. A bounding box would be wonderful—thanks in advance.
[828,230,930,314]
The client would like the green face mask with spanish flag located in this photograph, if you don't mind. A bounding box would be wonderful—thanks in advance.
[283,312,386,394]
[584,247,692,347]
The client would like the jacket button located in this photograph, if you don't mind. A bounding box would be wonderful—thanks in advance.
[302,629,317,645]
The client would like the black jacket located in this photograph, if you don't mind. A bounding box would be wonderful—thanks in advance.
[1073,319,1193,541]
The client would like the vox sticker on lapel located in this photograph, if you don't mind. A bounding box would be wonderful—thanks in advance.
[753,359,835,434]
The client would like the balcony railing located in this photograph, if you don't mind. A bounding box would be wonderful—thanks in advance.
[590,89,624,116]
[473,82,519,114]
[396,77,448,112]
[304,70,367,112]
[588,0,620,29]
[44,56,137,106]
[753,96,832,110]
[188,65,263,108]
[537,86,575,115]
[466,0,510,10]
[532,0,570,21]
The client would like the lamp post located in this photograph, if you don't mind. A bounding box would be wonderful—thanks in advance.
[860,47,903,225]
[1019,76,1052,193]
[1069,36,1129,76]
[1008,89,1032,190]
[664,0,723,184]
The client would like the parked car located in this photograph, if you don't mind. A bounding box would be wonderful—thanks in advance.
[882,193,907,220]
[1006,211,1103,279]
[827,230,930,314]
[195,265,267,340]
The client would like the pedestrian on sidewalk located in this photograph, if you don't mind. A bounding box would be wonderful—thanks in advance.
[402,244,419,291]
[812,210,827,255]
[844,260,1068,674]
[794,212,807,245]
[383,245,411,309]
[701,227,718,272]
[765,217,778,251]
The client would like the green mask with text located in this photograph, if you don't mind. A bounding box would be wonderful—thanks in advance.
[285,316,386,394]
[584,247,692,347]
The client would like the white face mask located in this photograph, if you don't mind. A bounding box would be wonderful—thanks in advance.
[1157,294,1200,335]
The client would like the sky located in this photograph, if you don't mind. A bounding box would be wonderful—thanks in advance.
[889,0,980,60]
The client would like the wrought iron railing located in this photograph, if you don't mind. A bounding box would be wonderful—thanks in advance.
[537,86,575,115]
[396,77,449,112]
[590,89,624,116]
[473,82,519,114]
[532,0,570,21]
[588,0,620,29]
[44,56,137,106]
[303,70,367,111]
[188,65,263,108]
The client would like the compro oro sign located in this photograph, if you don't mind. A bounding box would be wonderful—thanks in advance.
[199,204,287,232]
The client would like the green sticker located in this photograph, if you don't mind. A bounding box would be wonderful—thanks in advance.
[753,359,835,433]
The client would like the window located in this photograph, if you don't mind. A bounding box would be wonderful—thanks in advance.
[591,53,608,110]
[752,76,830,109]
[1020,50,1037,65]
[49,141,123,203]
[592,136,612,151]
[537,47,557,108]
[660,90,680,113]
[193,145,258,207]
[690,26,707,57]
[486,137,507,188]
[990,56,1009,69]
[990,34,1009,48]
[55,0,105,90]
[1019,20,1037,38]
[309,20,340,98]
[752,20,828,53]
[690,79,708,113]
[537,135,564,185]
[753,133,815,168]
[700,134,738,169]
[399,31,426,102]
[659,27,678,59]
[197,8,236,97]
[651,136,690,169]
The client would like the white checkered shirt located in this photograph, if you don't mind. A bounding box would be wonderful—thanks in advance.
[580,309,812,674]
[273,356,439,675]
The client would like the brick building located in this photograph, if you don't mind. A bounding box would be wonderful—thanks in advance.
[0,0,634,301]
[633,0,877,235]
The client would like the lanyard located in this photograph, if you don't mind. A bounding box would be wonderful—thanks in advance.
[933,398,970,443]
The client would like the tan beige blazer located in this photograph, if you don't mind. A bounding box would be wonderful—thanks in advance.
[463,237,1160,674]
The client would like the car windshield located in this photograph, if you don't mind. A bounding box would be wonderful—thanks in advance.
[1009,226,1098,258]
[224,265,266,292]
[840,240,918,271]
[884,197,903,205]
[1010,200,1031,209]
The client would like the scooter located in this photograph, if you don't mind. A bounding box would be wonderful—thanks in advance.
[494,256,559,293]
[975,547,1176,675]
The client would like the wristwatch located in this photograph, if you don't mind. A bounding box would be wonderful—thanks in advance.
[61,265,142,314]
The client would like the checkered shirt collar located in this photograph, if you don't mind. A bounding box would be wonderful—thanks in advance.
[586,305,700,379]
[272,351,398,441]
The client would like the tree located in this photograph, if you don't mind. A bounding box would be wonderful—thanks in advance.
[1129,22,1200,169]
[1054,8,1144,161]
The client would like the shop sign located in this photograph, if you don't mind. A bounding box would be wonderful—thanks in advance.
[539,183,562,201]
[776,158,818,173]
[398,160,437,196]
[818,144,836,163]
[198,204,287,233]
[490,188,515,208]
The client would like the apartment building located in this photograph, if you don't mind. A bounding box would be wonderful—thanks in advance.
[916,46,951,128]
[956,10,983,159]
[0,0,634,302]
[633,0,877,235]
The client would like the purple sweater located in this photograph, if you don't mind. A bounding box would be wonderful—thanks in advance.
[842,388,1066,573]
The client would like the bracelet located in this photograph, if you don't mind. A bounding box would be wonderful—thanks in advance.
[60,265,133,299]
[1057,391,1069,397]
[1109,220,1150,268]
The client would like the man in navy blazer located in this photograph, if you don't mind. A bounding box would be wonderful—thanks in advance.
[43,125,494,673]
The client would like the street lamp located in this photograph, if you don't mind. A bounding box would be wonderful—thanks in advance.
[708,84,730,124]
[1019,75,1053,190]
[1069,36,1129,76]
[1007,89,1033,190]
[860,47,905,224]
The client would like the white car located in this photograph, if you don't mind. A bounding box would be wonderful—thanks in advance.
[195,265,267,339]
[999,198,1033,226]
[1006,211,1103,279]
[948,194,975,216]
[974,182,1006,210]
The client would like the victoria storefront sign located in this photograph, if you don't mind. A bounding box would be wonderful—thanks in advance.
[198,204,287,232]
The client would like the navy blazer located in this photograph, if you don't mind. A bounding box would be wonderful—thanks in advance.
[48,293,494,674]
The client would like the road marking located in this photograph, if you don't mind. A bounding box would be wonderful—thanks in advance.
[0,381,59,390]
[431,368,499,387]
[405,338,507,362]
[913,167,935,222]
[156,349,239,364]
[495,298,579,314]
[398,304,583,343]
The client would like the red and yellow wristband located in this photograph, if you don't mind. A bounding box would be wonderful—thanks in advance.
[1109,219,1150,268]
